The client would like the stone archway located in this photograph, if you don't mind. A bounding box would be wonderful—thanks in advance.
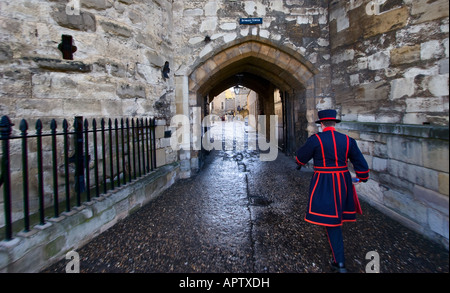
[182,36,319,173]
[189,36,317,96]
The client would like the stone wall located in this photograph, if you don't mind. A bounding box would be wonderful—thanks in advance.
[337,122,449,248]
[0,0,175,122]
[329,0,449,125]
[0,0,178,218]
[172,0,330,76]
[329,0,449,248]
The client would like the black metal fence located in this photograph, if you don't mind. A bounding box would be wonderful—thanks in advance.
[0,115,157,241]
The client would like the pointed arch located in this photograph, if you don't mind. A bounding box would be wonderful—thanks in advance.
[181,35,320,167]
[188,36,318,97]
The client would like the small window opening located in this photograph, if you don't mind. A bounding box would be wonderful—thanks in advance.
[58,35,77,60]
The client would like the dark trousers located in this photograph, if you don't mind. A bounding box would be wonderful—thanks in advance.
[326,226,345,264]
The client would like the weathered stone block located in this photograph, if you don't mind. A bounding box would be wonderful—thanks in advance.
[391,45,421,65]
[146,51,166,68]
[33,58,93,73]
[99,20,132,38]
[387,136,423,166]
[331,49,354,64]
[384,189,428,226]
[422,74,449,97]
[200,17,217,32]
[368,51,390,70]
[184,8,204,17]
[44,235,66,259]
[372,157,387,172]
[64,98,103,116]
[355,177,386,204]
[388,159,439,191]
[82,0,113,10]
[428,208,449,239]
[422,139,449,173]
[51,5,96,32]
[390,77,415,100]
[330,5,349,32]
[117,83,146,99]
[414,185,449,216]
[438,172,449,196]
[405,97,447,113]
[362,6,409,38]
[16,99,64,117]
[223,32,237,43]
[439,59,449,74]
[0,44,13,62]
[410,0,449,24]
[421,40,444,60]
[101,99,124,117]
[156,148,166,167]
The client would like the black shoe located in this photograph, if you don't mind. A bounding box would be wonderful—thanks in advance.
[330,261,348,273]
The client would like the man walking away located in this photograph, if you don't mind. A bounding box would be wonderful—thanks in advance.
[295,109,370,273]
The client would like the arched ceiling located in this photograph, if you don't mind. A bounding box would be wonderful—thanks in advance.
[189,36,317,99]
[204,55,297,99]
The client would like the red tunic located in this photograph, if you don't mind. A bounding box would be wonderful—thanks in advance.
[295,127,369,226]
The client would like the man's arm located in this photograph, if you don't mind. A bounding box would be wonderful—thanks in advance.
[348,138,370,182]
[295,136,317,170]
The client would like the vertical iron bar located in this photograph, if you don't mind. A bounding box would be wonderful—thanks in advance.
[36,119,45,225]
[136,119,141,177]
[50,119,59,217]
[149,118,154,171]
[141,118,146,174]
[101,119,107,194]
[20,119,30,232]
[84,119,91,202]
[152,118,157,170]
[92,119,100,197]
[126,119,132,182]
[121,119,126,185]
[1,116,13,240]
[63,119,70,213]
[74,117,82,207]
[145,118,150,173]
[108,118,114,190]
[115,119,121,187]
[131,118,136,179]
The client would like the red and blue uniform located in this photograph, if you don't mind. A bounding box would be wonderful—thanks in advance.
[296,127,369,227]
[295,109,370,270]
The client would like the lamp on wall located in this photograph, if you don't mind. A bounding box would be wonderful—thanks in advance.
[233,85,241,95]
[234,73,243,95]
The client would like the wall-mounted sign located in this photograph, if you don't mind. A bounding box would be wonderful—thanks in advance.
[239,18,263,25]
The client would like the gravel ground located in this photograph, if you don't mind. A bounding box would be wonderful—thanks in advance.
[42,147,448,274]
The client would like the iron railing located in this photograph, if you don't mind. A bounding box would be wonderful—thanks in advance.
[0,115,157,241]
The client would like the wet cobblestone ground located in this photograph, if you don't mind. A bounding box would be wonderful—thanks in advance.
[42,122,448,274]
